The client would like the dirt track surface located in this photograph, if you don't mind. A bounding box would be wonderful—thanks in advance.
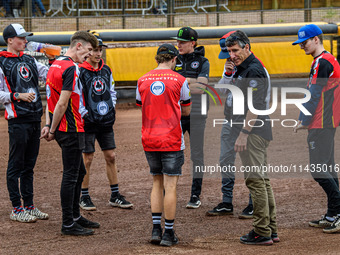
[1,104,340,254]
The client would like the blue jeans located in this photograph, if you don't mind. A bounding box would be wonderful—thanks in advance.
[7,122,41,207]
[32,0,46,16]
[220,122,252,205]
[55,131,86,226]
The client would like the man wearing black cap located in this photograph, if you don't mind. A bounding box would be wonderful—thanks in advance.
[136,44,191,246]
[206,31,253,219]
[0,23,52,223]
[171,26,210,209]
[78,32,133,211]
[293,24,340,233]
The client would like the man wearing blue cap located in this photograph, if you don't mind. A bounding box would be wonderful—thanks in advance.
[206,31,254,219]
[293,24,340,233]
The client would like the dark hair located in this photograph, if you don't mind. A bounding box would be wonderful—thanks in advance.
[70,31,98,49]
[225,30,251,50]
[155,47,176,63]
[316,34,323,44]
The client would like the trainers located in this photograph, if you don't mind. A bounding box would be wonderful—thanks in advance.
[75,216,100,228]
[323,216,340,233]
[80,196,97,211]
[26,207,49,220]
[309,214,334,228]
[206,202,233,216]
[240,230,273,245]
[239,204,254,219]
[109,193,133,209]
[186,195,201,209]
[150,227,162,244]
[271,233,280,242]
[10,210,37,223]
[61,222,94,236]
[160,230,178,247]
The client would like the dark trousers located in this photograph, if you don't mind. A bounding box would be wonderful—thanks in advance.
[7,122,41,208]
[308,128,340,216]
[55,131,86,226]
[181,116,206,198]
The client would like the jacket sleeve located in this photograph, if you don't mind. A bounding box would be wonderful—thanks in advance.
[0,67,12,104]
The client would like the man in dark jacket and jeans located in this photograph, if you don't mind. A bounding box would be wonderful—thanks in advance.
[78,34,133,211]
[172,27,210,209]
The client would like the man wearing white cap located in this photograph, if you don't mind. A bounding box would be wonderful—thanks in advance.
[293,24,340,233]
[0,24,53,223]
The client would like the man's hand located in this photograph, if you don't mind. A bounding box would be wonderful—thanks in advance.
[18,93,36,102]
[234,132,248,152]
[225,59,235,74]
[40,126,50,139]
[45,132,55,142]
[293,120,308,133]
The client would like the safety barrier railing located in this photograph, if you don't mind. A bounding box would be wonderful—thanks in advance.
[66,0,154,15]
[196,0,230,13]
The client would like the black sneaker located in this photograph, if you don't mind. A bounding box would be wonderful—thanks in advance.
[61,222,94,236]
[206,202,233,216]
[186,195,201,209]
[240,230,273,245]
[79,196,96,211]
[309,214,334,228]
[109,193,133,209]
[323,216,340,233]
[160,230,178,247]
[271,233,280,242]
[150,227,162,244]
[239,204,254,219]
[75,216,100,229]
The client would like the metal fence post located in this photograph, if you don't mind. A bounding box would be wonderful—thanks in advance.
[76,0,80,31]
[122,0,126,29]
[216,0,220,26]
[167,0,174,28]
[24,0,32,32]
[260,0,264,24]
[304,0,312,22]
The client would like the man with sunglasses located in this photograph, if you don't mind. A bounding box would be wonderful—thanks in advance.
[224,30,278,245]
[171,27,210,209]
[293,24,340,233]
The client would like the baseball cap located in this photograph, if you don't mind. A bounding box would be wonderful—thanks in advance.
[157,44,179,57]
[218,30,236,59]
[3,24,33,41]
[87,30,108,48]
[95,36,108,48]
[171,27,198,42]
[292,24,323,45]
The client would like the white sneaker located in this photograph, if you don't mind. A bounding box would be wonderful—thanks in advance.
[27,207,49,220]
[10,210,37,223]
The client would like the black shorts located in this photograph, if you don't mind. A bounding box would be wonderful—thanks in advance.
[145,151,184,176]
[84,130,116,153]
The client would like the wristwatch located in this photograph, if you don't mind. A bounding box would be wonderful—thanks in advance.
[241,129,250,135]
[13,92,19,100]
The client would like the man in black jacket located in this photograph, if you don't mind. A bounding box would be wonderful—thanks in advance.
[224,30,278,245]
[78,34,133,211]
[172,27,210,209]
[0,23,51,223]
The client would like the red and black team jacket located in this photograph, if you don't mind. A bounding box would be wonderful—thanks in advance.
[78,59,116,133]
[299,51,340,129]
[46,56,84,132]
[0,51,42,123]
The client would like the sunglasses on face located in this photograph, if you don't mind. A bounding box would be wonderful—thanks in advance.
[226,35,247,48]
